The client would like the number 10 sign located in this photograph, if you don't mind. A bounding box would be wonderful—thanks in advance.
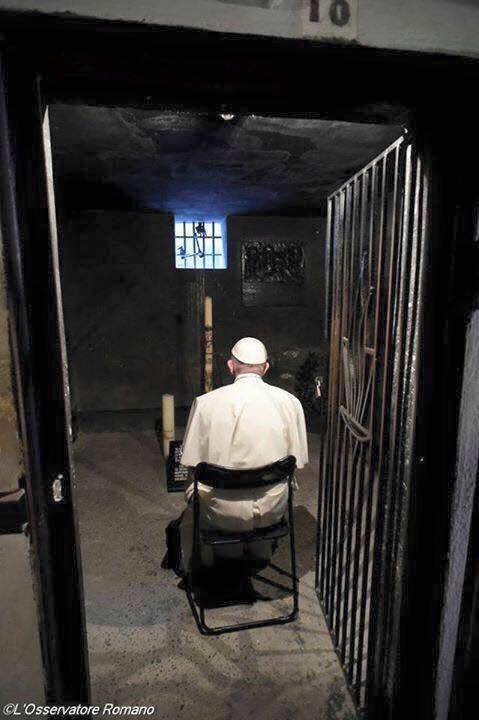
[302,0,358,40]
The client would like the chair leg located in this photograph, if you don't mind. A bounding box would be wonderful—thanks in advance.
[183,575,210,635]
[185,543,298,635]
[288,491,299,619]
[184,492,299,634]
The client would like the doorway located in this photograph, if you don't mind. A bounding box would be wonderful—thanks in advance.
[2,16,476,720]
[46,104,403,717]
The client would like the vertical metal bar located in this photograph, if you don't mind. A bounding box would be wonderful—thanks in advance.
[356,153,387,699]
[345,169,369,675]
[348,165,377,694]
[314,197,333,597]
[202,223,206,270]
[319,194,339,600]
[332,189,351,626]
[384,151,427,702]
[353,159,380,694]
[193,222,197,270]
[332,182,353,638]
[324,191,345,615]
[324,197,333,346]
[329,412,345,632]
[348,168,369,681]
[365,141,403,710]
[318,196,339,596]
[288,478,299,616]
[348,441,367,693]
[212,223,216,270]
[391,153,421,568]
[374,141,414,695]
[328,195,344,599]
[183,221,187,268]
[337,179,357,655]
[316,196,334,591]
[331,418,348,636]
[340,174,362,666]
[328,188,350,629]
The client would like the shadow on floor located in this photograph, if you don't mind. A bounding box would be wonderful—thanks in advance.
[74,427,357,720]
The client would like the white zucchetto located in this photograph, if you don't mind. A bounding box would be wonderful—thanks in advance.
[231,337,268,365]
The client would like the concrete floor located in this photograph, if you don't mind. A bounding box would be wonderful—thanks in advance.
[72,414,356,720]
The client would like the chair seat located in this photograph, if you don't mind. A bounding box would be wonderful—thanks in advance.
[200,518,289,546]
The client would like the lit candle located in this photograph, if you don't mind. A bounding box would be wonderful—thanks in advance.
[162,393,175,458]
[204,296,213,393]
[204,296,213,328]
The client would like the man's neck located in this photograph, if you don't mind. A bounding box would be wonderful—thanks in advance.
[234,372,263,382]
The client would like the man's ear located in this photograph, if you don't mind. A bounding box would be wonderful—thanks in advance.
[263,361,270,376]
[227,359,235,376]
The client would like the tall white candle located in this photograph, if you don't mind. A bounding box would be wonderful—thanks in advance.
[204,295,213,328]
[204,296,213,393]
[162,393,175,458]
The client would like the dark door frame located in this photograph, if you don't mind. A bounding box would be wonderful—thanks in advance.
[0,10,477,717]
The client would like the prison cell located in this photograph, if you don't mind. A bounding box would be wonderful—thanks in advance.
[316,135,429,714]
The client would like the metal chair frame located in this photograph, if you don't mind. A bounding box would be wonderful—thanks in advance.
[183,456,299,635]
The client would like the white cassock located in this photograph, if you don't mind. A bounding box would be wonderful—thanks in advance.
[180,373,309,535]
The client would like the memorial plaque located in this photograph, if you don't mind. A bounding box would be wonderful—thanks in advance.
[242,240,305,306]
[166,441,189,492]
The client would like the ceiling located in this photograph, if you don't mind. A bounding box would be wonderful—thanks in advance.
[50,106,403,217]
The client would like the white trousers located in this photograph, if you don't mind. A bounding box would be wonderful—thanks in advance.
[179,502,280,573]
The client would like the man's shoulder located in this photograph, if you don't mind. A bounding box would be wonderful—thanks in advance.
[264,382,303,408]
[194,383,235,407]
[194,380,303,412]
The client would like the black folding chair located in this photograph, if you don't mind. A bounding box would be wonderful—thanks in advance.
[183,455,299,635]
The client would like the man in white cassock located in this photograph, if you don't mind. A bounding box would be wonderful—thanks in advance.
[178,336,308,573]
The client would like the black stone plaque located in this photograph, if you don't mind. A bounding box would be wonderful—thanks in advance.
[242,240,305,307]
[166,441,189,492]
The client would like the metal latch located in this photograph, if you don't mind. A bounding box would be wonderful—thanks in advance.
[52,473,64,503]
[312,375,324,413]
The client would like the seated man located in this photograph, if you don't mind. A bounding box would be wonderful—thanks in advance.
[178,336,308,574]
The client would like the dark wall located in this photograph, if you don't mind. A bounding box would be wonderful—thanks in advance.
[208,215,327,394]
[59,211,327,413]
[60,210,180,412]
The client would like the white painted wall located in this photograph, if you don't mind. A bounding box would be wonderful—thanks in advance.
[0,535,45,703]
[0,0,477,58]
[0,231,44,704]
[435,310,479,720]
[0,226,23,493]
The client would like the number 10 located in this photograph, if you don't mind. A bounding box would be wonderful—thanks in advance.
[310,0,351,27]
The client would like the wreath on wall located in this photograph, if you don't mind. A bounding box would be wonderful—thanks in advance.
[295,352,321,411]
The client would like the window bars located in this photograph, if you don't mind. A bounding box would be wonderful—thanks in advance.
[316,135,429,715]
[175,220,225,269]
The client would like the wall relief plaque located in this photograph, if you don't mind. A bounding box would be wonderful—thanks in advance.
[241,240,305,306]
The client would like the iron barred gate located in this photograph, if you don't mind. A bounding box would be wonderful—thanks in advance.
[316,135,430,715]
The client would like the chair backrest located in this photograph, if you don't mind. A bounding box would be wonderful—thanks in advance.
[194,456,296,490]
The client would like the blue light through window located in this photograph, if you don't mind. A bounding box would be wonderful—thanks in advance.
[175,219,227,270]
